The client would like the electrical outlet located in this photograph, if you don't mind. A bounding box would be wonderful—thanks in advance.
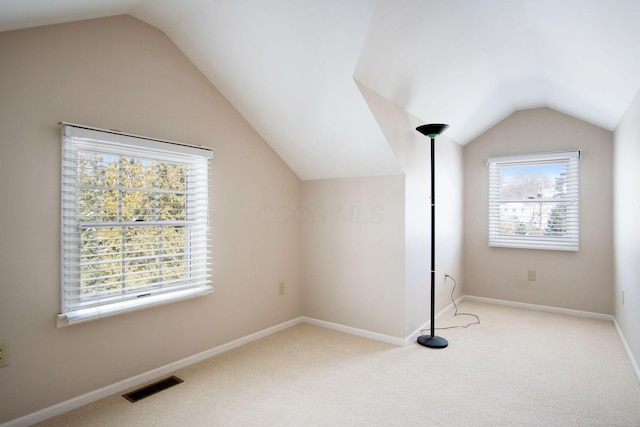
[278,281,285,296]
[527,270,536,282]
[0,342,9,368]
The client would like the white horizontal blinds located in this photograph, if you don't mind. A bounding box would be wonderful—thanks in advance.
[60,124,213,323]
[488,151,580,251]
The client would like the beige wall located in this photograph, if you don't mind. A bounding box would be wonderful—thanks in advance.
[614,88,640,370]
[463,108,614,314]
[0,16,302,423]
[433,135,465,315]
[301,176,406,338]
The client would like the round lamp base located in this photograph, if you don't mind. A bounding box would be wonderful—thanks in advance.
[417,335,448,349]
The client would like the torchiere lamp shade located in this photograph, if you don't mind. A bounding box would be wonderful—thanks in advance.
[416,123,449,138]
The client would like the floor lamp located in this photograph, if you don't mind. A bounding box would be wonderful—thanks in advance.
[416,123,449,349]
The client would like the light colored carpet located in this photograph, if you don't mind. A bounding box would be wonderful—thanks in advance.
[34,301,640,426]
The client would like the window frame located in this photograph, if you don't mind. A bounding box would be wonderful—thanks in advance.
[58,123,213,327]
[487,150,580,251]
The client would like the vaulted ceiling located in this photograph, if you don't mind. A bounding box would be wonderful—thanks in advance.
[2,0,640,180]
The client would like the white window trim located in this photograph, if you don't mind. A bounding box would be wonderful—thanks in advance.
[58,123,214,327]
[488,150,580,251]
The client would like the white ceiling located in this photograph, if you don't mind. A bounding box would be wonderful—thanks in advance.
[2,0,640,180]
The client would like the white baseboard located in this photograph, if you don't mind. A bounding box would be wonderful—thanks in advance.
[613,318,640,385]
[302,295,466,347]
[461,295,614,321]
[1,317,304,427]
[301,317,407,346]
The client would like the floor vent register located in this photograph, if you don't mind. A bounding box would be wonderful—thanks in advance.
[123,376,184,403]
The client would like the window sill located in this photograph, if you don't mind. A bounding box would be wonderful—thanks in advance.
[56,285,214,328]
[489,241,578,252]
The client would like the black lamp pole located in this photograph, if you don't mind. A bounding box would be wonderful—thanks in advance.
[415,123,449,349]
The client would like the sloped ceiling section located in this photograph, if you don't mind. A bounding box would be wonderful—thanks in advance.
[2,0,640,180]
[355,0,640,145]
[131,0,402,181]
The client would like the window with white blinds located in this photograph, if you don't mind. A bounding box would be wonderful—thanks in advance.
[488,150,580,251]
[58,124,213,327]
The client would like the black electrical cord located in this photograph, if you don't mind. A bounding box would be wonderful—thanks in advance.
[421,274,480,334]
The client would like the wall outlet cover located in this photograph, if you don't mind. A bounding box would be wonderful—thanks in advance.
[0,342,9,368]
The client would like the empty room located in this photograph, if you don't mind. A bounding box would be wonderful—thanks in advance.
[1,1,639,426]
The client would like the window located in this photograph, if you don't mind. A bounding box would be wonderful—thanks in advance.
[58,124,213,326]
[488,150,580,251]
